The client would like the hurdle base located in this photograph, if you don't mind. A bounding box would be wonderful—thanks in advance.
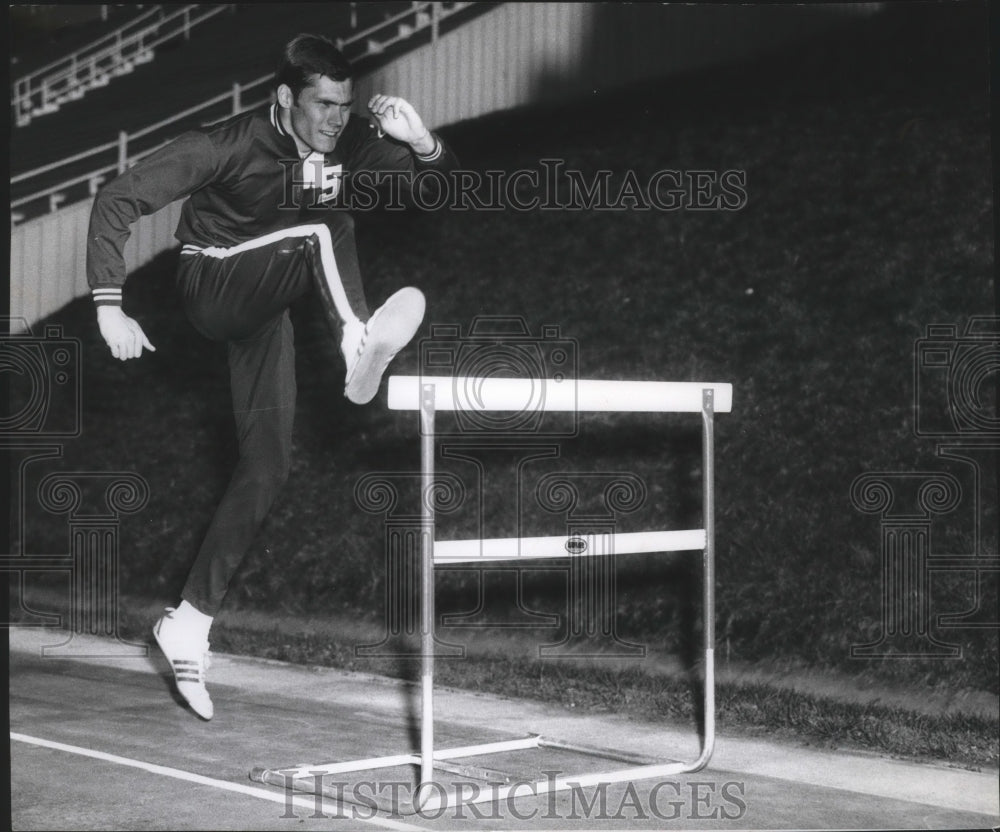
[250,733,708,816]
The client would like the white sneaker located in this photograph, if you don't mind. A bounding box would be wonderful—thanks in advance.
[345,287,425,405]
[153,608,214,720]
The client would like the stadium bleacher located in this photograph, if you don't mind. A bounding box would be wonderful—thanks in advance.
[10,5,152,76]
[10,2,487,213]
[11,5,356,174]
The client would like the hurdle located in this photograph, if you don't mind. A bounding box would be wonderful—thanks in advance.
[251,375,732,813]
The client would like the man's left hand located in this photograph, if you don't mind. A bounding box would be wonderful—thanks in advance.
[368,94,436,155]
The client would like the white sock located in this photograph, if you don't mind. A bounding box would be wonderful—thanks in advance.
[341,317,365,365]
[176,600,213,641]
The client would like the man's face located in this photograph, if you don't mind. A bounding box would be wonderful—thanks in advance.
[280,74,353,154]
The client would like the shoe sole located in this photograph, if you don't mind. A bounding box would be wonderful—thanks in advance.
[345,287,426,405]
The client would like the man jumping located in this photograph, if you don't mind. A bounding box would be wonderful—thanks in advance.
[87,34,457,719]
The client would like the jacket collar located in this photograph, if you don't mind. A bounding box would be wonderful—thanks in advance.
[270,103,289,137]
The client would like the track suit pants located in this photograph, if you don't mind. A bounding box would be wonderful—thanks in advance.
[176,213,368,615]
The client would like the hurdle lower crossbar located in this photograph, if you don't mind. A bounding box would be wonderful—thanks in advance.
[250,736,541,788]
[251,376,728,814]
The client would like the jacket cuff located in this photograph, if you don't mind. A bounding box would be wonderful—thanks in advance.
[415,135,443,163]
[92,287,123,307]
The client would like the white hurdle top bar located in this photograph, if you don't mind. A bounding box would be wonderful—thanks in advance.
[387,376,733,413]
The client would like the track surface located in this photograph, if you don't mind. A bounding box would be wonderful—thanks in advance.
[9,628,998,830]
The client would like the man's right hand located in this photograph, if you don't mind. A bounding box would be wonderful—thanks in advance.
[97,305,156,361]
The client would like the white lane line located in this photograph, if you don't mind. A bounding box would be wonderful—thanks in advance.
[11,732,424,832]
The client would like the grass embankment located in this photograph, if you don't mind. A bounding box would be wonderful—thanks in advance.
[10,5,996,768]
[14,593,994,770]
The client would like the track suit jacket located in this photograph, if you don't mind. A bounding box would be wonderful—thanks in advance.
[87,102,458,308]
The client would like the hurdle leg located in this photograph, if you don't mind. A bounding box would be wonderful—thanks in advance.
[418,382,436,805]
[697,387,716,767]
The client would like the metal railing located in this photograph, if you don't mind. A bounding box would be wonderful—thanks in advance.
[10,72,274,221]
[11,5,236,127]
[338,0,455,56]
[10,2,471,225]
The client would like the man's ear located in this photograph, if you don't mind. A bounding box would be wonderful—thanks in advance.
[276,83,294,110]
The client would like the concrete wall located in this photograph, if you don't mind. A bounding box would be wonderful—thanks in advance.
[355,2,881,129]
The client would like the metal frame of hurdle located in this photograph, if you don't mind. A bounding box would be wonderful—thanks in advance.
[251,375,733,814]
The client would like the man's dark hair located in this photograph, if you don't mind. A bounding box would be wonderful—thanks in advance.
[277,34,353,100]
